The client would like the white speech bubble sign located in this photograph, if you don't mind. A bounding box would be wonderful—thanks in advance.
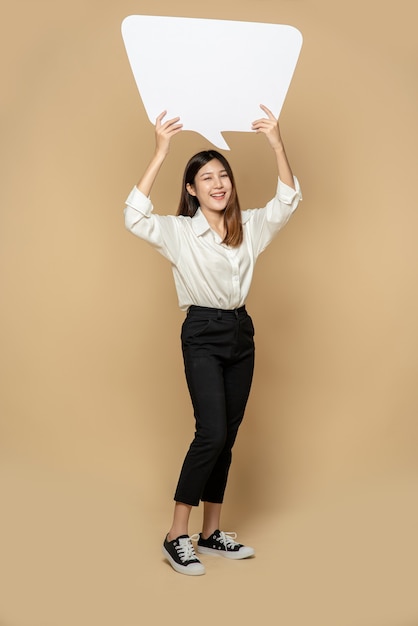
[121,16,302,150]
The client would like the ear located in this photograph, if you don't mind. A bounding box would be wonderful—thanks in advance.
[186,183,197,197]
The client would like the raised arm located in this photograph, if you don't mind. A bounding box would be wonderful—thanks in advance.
[251,104,295,190]
[136,111,183,197]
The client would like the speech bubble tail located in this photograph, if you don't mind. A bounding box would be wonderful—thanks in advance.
[199,130,230,151]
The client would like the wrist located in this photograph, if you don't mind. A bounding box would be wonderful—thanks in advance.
[152,148,168,164]
[272,141,285,153]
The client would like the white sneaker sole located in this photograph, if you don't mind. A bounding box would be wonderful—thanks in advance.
[162,546,206,575]
[197,545,255,560]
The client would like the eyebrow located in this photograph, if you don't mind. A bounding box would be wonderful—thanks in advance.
[198,169,228,177]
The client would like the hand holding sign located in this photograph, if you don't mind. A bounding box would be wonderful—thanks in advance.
[154,111,183,157]
[122,16,302,150]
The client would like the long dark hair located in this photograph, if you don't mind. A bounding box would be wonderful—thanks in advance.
[177,150,243,247]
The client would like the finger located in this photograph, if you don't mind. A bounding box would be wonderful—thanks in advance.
[161,116,181,129]
[252,118,275,126]
[251,120,275,130]
[166,123,183,134]
[259,104,276,120]
[155,110,167,127]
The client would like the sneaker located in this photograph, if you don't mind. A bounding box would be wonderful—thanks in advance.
[162,534,206,575]
[197,530,255,560]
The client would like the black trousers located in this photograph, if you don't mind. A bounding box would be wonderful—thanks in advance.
[174,305,255,507]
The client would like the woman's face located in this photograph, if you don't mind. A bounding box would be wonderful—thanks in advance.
[187,159,232,215]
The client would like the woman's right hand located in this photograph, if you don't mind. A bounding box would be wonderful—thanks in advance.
[155,110,183,157]
[135,111,182,197]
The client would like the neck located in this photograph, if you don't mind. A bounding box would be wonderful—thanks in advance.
[201,208,226,239]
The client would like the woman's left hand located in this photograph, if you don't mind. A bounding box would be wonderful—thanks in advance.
[251,104,283,151]
[252,104,296,189]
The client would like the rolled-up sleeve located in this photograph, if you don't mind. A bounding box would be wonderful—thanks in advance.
[276,176,302,206]
[124,186,180,263]
[124,186,154,223]
[244,176,302,257]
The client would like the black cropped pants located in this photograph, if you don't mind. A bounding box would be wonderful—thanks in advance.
[174,305,255,507]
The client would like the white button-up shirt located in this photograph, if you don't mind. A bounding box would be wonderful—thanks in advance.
[124,177,302,311]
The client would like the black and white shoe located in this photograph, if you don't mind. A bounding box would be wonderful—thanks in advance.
[197,530,255,560]
[162,534,206,575]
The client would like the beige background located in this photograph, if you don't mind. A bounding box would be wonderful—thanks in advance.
[1,1,417,625]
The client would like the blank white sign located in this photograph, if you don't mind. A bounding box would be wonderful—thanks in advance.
[122,15,303,150]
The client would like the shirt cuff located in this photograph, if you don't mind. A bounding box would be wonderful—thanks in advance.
[276,176,302,204]
[125,186,153,217]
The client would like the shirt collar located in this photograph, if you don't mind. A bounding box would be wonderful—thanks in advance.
[191,208,211,236]
[191,207,251,236]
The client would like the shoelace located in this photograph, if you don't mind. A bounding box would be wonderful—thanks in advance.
[176,535,200,563]
[218,531,239,551]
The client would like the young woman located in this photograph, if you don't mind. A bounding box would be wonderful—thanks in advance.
[124,105,302,576]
